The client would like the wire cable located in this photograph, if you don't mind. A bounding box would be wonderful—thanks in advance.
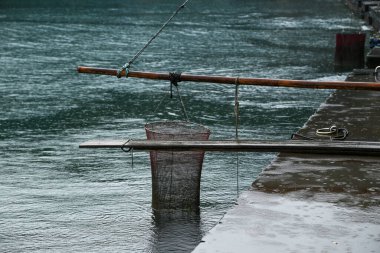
[117,0,191,78]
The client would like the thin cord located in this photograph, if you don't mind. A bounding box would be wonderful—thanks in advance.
[234,78,240,200]
[151,82,189,122]
[175,85,189,122]
[117,0,191,78]
[234,79,240,139]
[131,148,134,169]
[121,139,134,169]
[153,91,169,116]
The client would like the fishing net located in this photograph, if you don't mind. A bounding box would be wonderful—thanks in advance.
[145,121,210,210]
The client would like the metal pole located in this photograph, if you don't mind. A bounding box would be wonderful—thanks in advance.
[77,66,380,91]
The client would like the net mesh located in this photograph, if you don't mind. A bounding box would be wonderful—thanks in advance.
[145,121,210,210]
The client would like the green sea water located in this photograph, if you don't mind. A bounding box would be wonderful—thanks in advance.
[0,0,362,252]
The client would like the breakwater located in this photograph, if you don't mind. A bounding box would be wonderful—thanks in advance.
[193,3,380,253]
[346,0,380,30]
[193,73,380,253]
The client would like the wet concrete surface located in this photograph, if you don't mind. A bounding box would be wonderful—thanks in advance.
[192,72,380,252]
[194,191,379,253]
[254,72,380,197]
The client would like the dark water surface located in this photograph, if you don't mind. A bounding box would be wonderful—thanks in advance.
[0,0,362,252]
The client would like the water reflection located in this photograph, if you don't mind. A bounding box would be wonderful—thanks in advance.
[149,209,202,253]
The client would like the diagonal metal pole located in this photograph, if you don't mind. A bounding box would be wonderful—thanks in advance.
[117,0,191,78]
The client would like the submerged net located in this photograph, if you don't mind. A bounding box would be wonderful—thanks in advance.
[145,121,210,210]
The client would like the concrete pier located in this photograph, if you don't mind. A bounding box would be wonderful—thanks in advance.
[345,1,380,69]
[346,1,380,25]
[193,72,380,252]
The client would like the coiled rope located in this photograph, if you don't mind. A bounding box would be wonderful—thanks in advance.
[117,0,191,78]
[291,124,349,141]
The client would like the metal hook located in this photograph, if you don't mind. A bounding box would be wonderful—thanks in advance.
[375,66,380,82]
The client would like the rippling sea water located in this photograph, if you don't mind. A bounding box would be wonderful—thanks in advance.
[0,0,362,252]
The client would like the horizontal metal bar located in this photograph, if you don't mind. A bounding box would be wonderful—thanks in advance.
[79,140,380,156]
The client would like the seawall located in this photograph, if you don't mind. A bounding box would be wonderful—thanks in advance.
[346,0,380,30]
[193,3,380,253]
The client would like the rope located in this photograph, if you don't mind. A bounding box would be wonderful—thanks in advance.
[117,0,191,78]
[121,139,133,152]
[234,78,240,139]
[121,139,134,168]
[152,91,169,116]
[175,84,190,122]
[316,125,349,140]
[291,133,314,140]
[291,125,349,141]
[234,77,240,199]
[168,72,189,121]
[169,72,182,98]
[150,72,189,122]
